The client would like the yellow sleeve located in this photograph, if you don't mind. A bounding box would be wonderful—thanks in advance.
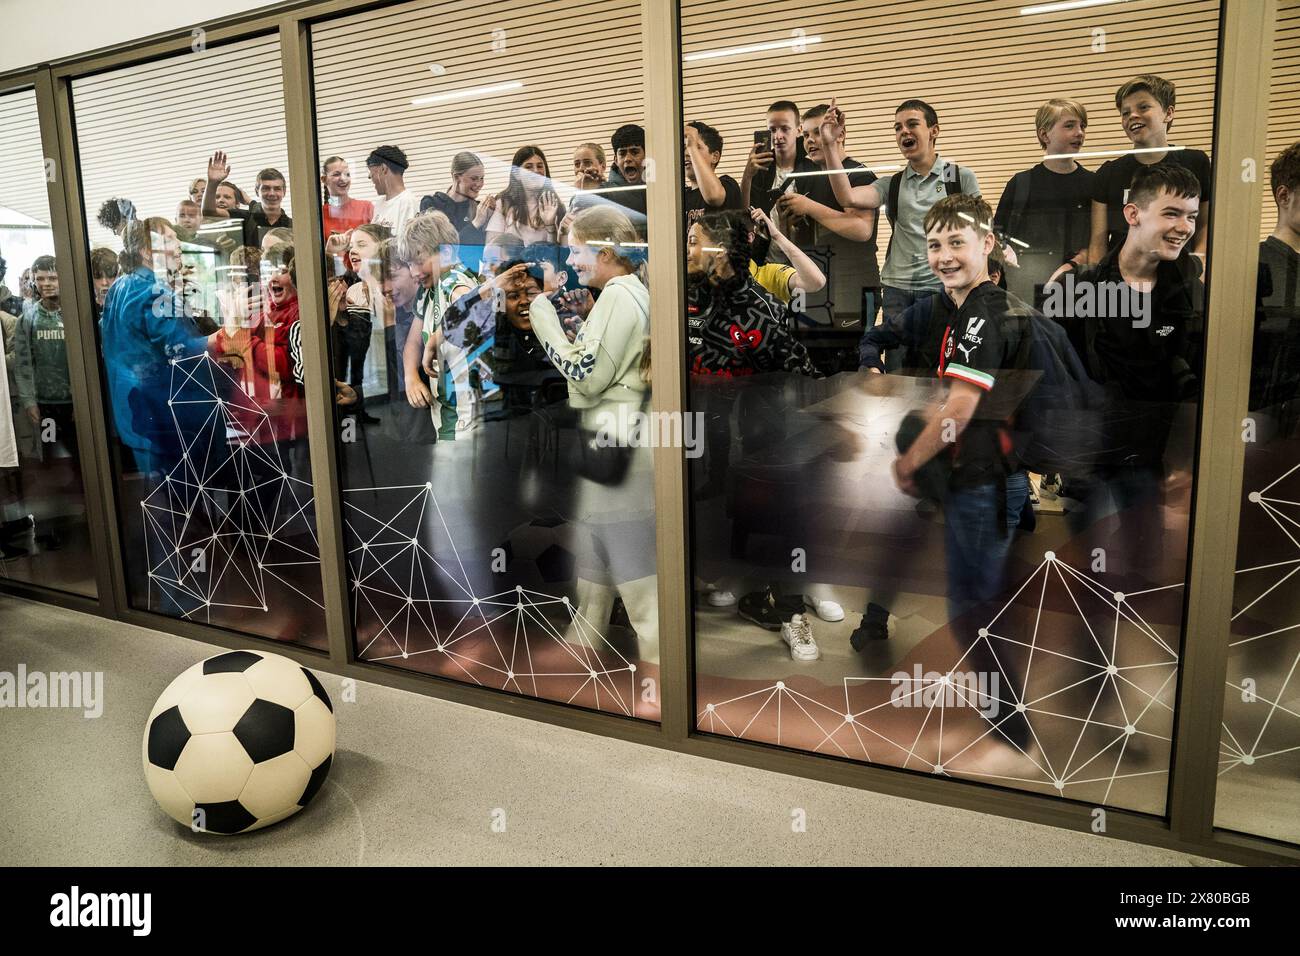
[748,261,795,305]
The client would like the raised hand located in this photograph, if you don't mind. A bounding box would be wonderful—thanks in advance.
[207,150,231,183]
[473,194,498,228]
[539,191,559,226]
[819,98,846,145]
[745,142,775,177]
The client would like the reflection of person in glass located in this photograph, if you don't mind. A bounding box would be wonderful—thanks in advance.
[524,206,658,663]
[100,217,217,475]
[338,223,392,425]
[402,212,477,436]
[685,210,830,660]
[485,146,565,248]
[419,151,492,272]
[1254,142,1300,420]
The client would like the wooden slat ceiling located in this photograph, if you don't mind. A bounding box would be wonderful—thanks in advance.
[10,0,1292,254]
[1263,0,1300,239]
[681,0,1221,257]
[310,0,645,210]
[72,33,291,249]
[0,88,50,227]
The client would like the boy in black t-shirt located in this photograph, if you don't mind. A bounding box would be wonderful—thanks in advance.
[1254,142,1300,414]
[1087,75,1211,263]
[771,103,881,330]
[683,121,744,227]
[994,98,1094,308]
[1048,163,1203,584]
[893,193,1036,760]
[741,100,812,215]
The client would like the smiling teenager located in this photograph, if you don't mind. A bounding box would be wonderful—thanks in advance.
[1047,162,1203,586]
[321,156,374,238]
[993,98,1095,308]
[822,99,981,369]
[1087,75,1212,264]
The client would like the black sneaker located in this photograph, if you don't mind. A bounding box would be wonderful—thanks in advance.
[849,602,891,651]
[737,589,784,631]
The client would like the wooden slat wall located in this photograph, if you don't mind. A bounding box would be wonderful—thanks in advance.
[682,0,1220,255]
[72,33,291,250]
[311,0,645,207]
[1264,0,1300,238]
[33,0,1299,251]
[0,88,51,226]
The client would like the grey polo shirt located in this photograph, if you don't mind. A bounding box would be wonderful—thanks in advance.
[871,156,981,291]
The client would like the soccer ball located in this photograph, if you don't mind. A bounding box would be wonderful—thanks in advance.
[142,649,335,835]
[498,514,578,589]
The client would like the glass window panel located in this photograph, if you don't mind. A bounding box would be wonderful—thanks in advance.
[0,87,96,597]
[72,35,327,648]
[1214,0,1300,845]
[684,0,1219,813]
[311,0,658,718]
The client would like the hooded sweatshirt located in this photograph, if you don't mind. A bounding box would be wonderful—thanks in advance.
[526,272,649,433]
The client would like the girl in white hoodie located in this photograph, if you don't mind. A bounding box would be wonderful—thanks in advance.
[526,206,658,664]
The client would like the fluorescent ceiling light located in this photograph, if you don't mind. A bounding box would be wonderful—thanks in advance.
[1020,0,1120,14]
[1045,145,1189,161]
[685,36,822,62]
[785,165,902,178]
[411,80,522,107]
[578,184,648,195]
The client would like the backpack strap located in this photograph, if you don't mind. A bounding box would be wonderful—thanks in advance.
[1007,169,1031,241]
[887,172,901,228]
[944,162,963,197]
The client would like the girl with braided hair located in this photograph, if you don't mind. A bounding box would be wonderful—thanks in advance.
[686,210,834,657]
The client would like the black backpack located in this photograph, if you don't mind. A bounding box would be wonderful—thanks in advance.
[1001,306,1109,479]
[885,162,964,261]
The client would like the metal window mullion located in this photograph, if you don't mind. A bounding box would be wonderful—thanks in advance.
[1167,0,1275,843]
[33,67,127,617]
[643,0,690,739]
[279,18,353,668]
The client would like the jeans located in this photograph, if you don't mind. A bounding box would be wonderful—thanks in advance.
[943,470,1032,748]
[881,285,937,372]
[337,318,372,409]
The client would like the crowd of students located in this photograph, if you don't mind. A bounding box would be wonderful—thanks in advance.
[4,71,1300,698]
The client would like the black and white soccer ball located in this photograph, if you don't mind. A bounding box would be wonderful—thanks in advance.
[498,514,579,588]
[142,649,335,835]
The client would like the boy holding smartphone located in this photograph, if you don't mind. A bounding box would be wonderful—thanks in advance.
[741,100,812,217]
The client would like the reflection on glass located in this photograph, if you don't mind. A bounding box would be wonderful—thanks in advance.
[73,36,326,646]
[1215,10,1300,841]
[0,88,95,596]
[685,0,1217,813]
[312,2,657,718]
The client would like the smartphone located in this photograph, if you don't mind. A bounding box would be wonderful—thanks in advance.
[753,129,772,153]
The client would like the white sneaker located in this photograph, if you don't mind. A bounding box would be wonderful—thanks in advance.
[803,596,844,622]
[707,590,737,607]
[781,613,820,661]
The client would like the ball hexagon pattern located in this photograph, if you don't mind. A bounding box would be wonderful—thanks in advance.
[142,649,335,834]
